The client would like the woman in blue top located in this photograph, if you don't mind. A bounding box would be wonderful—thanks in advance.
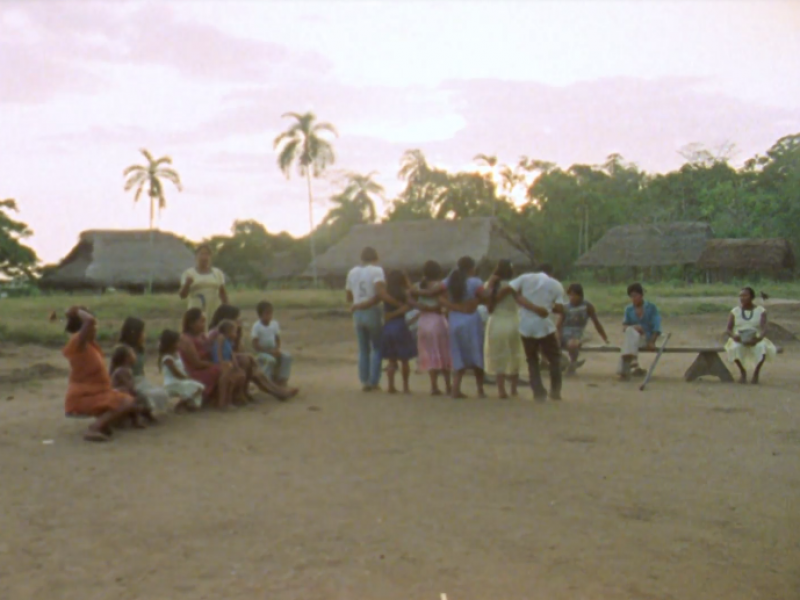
[619,282,661,379]
[437,256,486,399]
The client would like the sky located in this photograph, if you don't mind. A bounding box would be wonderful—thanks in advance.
[1,0,799,264]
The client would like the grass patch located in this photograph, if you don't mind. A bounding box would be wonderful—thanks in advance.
[0,283,795,347]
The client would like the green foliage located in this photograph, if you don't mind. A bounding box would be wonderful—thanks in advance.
[0,198,39,280]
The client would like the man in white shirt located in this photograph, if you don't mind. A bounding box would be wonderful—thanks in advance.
[509,270,566,401]
[345,246,387,391]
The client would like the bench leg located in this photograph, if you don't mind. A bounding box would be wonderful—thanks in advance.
[684,351,734,383]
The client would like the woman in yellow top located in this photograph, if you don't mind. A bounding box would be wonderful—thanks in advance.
[724,287,777,384]
[179,244,228,329]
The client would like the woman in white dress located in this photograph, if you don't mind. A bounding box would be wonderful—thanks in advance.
[179,244,228,330]
[724,287,777,384]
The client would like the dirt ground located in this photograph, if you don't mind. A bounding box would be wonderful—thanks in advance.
[1,310,799,600]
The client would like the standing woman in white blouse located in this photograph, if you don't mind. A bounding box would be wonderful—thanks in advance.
[179,244,228,330]
[725,287,777,384]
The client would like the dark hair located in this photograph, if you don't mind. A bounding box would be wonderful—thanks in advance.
[420,260,443,290]
[256,301,273,316]
[386,270,408,303]
[109,345,134,374]
[360,246,378,263]
[65,308,92,334]
[449,256,476,303]
[567,283,584,299]
[182,308,204,334]
[119,317,145,352]
[195,243,212,255]
[217,319,237,336]
[488,259,514,314]
[209,304,240,330]
[627,282,644,297]
[742,287,756,300]
[157,329,180,372]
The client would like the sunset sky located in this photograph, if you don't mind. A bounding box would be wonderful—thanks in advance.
[1,0,799,264]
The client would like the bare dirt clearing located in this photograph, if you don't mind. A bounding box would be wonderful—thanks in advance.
[1,312,798,600]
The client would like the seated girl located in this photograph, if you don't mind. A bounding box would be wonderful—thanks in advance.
[158,329,204,412]
[109,344,155,427]
[118,317,170,412]
[209,319,248,407]
[558,283,610,375]
[62,306,137,442]
[725,287,777,384]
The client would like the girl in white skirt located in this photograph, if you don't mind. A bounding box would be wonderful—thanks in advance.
[724,287,777,384]
[158,329,205,412]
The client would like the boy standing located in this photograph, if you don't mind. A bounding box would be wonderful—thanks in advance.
[251,301,292,385]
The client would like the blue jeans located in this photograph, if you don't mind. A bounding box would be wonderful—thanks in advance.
[354,307,383,387]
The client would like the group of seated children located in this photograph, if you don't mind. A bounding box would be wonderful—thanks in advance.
[62,301,295,442]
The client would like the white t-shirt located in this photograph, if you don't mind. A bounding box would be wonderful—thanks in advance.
[509,273,565,339]
[251,320,281,351]
[345,264,386,305]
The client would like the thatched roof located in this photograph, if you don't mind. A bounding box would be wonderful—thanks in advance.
[304,217,534,278]
[576,222,713,268]
[697,239,795,271]
[40,229,194,290]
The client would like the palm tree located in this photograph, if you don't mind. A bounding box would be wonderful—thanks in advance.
[123,149,182,230]
[273,111,338,286]
[398,149,431,184]
[473,153,498,169]
[337,171,384,222]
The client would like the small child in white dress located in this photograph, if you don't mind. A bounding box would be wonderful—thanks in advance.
[158,329,205,412]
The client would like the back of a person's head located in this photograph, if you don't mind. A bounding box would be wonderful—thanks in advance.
[361,246,378,263]
[457,256,476,273]
[210,304,240,330]
[386,269,407,301]
[421,260,442,283]
[494,259,513,281]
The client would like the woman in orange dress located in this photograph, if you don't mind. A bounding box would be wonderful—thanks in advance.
[62,307,137,442]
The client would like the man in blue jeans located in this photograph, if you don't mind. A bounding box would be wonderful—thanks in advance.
[346,247,388,392]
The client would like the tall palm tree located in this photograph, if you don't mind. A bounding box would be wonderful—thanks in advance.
[337,171,383,222]
[123,149,182,230]
[273,111,338,286]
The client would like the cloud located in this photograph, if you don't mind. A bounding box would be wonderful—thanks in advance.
[0,1,331,104]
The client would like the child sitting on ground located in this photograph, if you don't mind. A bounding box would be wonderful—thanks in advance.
[251,301,293,385]
[109,345,155,427]
[209,319,246,407]
[158,329,204,412]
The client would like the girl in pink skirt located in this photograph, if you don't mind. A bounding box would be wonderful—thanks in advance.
[410,261,452,396]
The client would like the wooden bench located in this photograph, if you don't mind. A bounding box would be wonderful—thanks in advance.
[579,344,783,383]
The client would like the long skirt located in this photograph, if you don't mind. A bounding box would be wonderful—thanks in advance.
[417,312,451,371]
[484,313,523,376]
[725,337,777,370]
[164,380,205,408]
[133,376,170,411]
[381,318,418,361]
[449,311,484,371]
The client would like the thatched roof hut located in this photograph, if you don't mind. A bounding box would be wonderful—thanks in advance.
[575,222,713,268]
[40,230,195,292]
[697,239,795,281]
[304,217,534,283]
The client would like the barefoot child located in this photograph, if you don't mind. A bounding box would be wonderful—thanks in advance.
[109,345,154,427]
[158,329,204,412]
[251,301,293,385]
[210,319,247,407]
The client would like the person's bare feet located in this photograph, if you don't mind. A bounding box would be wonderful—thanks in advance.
[550,392,563,401]
[431,388,442,396]
[751,375,760,385]
[453,392,468,399]
[279,388,299,401]
[403,388,412,395]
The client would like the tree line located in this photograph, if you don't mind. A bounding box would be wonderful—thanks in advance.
[2,111,798,285]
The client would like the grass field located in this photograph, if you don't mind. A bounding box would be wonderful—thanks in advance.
[1,282,797,347]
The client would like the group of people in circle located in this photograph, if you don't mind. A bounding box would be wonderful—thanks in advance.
[61,244,297,442]
[344,246,779,400]
[60,243,779,442]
